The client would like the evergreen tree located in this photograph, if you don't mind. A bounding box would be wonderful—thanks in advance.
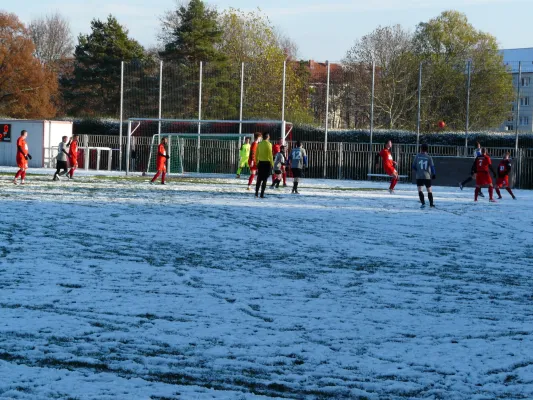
[62,15,145,117]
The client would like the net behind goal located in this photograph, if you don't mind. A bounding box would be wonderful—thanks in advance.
[125,119,292,175]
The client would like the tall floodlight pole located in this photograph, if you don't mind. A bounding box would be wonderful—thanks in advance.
[238,62,245,148]
[119,61,124,172]
[158,61,163,143]
[416,62,423,149]
[368,60,375,178]
[281,60,287,145]
[465,60,472,155]
[324,61,331,178]
[515,62,522,151]
[197,61,203,173]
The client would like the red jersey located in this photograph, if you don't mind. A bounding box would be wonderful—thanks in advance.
[17,136,28,156]
[156,143,167,171]
[475,155,491,173]
[69,140,78,158]
[497,159,511,178]
[379,148,394,170]
[249,141,258,164]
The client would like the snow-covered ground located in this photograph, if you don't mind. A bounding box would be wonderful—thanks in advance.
[1,168,533,400]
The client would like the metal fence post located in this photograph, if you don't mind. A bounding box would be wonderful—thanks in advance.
[368,60,376,179]
[465,60,471,156]
[158,60,163,144]
[126,120,131,175]
[197,61,203,173]
[337,142,343,179]
[416,62,422,149]
[281,60,287,145]
[324,60,331,178]
[515,61,522,152]
[119,61,124,172]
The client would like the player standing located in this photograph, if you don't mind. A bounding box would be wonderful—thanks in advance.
[459,141,484,197]
[495,152,516,200]
[288,141,308,194]
[236,137,251,178]
[67,135,79,179]
[151,137,170,185]
[271,145,287,188]
[412,143,436,208]
[53,136,70,181]
[474,148,497,202]
[374,140,399,194]
[247,132,261,190]
[14,130,31,185]
[254,132,273,198]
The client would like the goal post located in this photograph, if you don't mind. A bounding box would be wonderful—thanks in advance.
[126,118,292,175]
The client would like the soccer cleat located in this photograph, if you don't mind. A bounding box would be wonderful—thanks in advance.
[53,175,59,181]
[13,179,18,185]
[512,196,517,200]
[283,183,287,187]
[489,199,497,203]
[247,186,251,191]
[21,180,25,185]
[430,204,435,208]
[236,174,240,179]
[459,183,463,190]
[497,196,503,199]
[388,189,395,194]
[420,204,426,209]
[478,191,484,198]
[161,182,166,185]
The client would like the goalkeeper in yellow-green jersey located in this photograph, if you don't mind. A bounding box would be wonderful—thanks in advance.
[236,137,251,178]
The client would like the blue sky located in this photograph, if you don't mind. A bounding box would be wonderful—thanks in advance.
[4,0,532,61]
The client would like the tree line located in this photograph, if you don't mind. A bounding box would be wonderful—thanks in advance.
[0,2,514,131]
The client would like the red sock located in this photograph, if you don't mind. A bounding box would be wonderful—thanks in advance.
[162,171,166,184]
[475,187,479,201]
[282,171,287,185]
[495,187,501,197]
[15,170,22,179]
[69,168,75,178]
[390,178,398,190]
[489,186,494,200]
[506,187,515,197]
[248,173,255,186]
[21,171,26,180]
[272,173,276,183]
[151,171,161,182]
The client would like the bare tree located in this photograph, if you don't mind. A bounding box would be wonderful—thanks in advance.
[28,12,74,65]
[344,25,419,129]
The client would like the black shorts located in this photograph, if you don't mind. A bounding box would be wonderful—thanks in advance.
[274,170,282,175]
[416,179,431,188]
[56,160,68,170]
[292,168,302,178]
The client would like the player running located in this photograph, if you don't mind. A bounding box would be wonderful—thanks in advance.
[288,141,308,194]
[53,136,70,181]
[459,141,484,197]
[255,132,273,198]
[151,137,170,185]
[412,143,436,208]
[14,130,31,185]
[236,137,251,178]
[495,152,516,200]
[247,133,261,190]
[474,148,497,202]
[67,135,79,179]
[374,140,399,194]
[271,145,287,188]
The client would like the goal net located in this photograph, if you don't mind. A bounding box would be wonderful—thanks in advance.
[125,119,292,175]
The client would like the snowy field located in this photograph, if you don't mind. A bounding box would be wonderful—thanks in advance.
[1,168,533,400]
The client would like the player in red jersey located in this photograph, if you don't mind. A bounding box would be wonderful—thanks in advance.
[374,140,399,193]
[495,152,516,200]
[151,137,170,185]
[14,130,32,185]
[473,148,497,202]
[247,132,261,190]
[67,135,79,179]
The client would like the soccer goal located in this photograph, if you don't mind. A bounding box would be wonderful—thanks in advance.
[125,119,292,175]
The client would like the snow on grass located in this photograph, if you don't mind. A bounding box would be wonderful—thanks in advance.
[1,169,533,399]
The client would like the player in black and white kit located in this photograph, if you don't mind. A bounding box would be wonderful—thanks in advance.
[53,136,70,181]
[459,141,484,197]
[412,143,436,208]
[288,141,308,194]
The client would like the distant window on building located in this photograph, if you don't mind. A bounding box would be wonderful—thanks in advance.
[522,77,531,87]
[506,125,514,131]
[507,115,514,122]
[519,116,530,126]
[520,97,530,106]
